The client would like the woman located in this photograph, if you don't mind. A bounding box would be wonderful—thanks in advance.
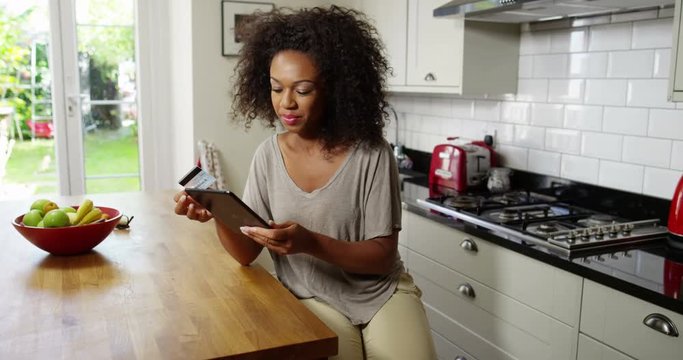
[174,6,436,359]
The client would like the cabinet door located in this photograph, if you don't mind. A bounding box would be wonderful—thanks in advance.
[359,0,408,87]
[406,0,464,88]
[672,0,683,100]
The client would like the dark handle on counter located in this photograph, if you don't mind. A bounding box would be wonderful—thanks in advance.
[424,72,436,81]
[460,238,478,253]
[458,283,476,299]
[643,313,679,337]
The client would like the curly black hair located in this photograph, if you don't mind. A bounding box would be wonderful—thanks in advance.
[231,5,390,152]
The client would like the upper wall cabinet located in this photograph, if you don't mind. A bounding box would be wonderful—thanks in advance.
[359,0,520,97]
[670,0,683,101]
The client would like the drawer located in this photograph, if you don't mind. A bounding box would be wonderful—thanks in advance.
[432,329,478,360]
[405,212,581,326]
[581,280,683,360]
[411,251,577,360]
[425,303,510,360]
[577,334,635,360]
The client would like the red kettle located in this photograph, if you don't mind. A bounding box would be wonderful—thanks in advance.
[669,175,683,240]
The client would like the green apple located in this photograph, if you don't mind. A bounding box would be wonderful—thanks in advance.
[42,201,59,214]
[61,206,76,213]
[22,209,43,227]
[30,199,51,215]
[43,209,70,228]
[36,220,45,228]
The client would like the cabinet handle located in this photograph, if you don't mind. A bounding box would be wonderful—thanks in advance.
[424,72,436,81]
[455,356,468,360]
[457,283,476,299]
[460,238,478,253]
[643,313,679,337]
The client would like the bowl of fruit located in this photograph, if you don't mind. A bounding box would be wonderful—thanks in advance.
[12,198,122,255]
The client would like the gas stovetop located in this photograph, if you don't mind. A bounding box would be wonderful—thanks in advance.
[418,190,669,256]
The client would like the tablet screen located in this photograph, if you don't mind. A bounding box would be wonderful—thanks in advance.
[185,188,269,231]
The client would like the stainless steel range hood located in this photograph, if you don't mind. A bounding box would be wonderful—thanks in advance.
[434,0,673,23]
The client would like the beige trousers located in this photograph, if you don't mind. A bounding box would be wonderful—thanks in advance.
[300,272,437,360]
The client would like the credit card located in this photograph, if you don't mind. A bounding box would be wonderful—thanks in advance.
[178,166,217,189]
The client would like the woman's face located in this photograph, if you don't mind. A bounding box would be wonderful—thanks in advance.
[269,50,325,136]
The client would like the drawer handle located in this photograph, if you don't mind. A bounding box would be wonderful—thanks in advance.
[424,72,436,81]
[460,238,478,253]
[455,356,468,360]
[458,283,476,299]
[643,313,679,337]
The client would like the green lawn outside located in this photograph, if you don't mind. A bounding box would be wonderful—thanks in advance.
[3,128,140,195]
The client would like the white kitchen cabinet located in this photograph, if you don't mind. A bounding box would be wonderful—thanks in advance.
[576,334,635,360]
[670,0,683,101]
[580,279,683,360]
[359,0,519,96]
[403,211,581,360]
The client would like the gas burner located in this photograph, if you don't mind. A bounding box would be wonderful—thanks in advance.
[444,195,480,209]
[499,208,520,220]
[577,214,617,227]
[536,223,559,234]
[489,191,530,205]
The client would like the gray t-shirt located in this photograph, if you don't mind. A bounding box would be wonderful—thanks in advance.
[242,134,404,325]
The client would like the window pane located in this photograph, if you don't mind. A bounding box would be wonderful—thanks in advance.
[75,0,134,26]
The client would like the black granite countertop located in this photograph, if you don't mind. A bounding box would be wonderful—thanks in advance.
[400,174,683,316]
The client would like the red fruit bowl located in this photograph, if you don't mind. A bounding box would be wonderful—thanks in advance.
[12,206,122,256]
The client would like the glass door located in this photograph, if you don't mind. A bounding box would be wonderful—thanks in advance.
[54,0,141,195]
[0,0,141,199]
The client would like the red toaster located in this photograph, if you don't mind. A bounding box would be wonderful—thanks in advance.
[429,137,495,197]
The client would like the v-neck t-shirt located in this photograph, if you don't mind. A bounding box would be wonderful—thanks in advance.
[242,134,404,325]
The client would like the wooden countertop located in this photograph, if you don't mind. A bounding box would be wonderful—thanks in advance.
[0,190,337,359]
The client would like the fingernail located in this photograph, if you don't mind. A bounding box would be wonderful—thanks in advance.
[268,220,275,225]
[240,226,249,234]
[180,195,186,202]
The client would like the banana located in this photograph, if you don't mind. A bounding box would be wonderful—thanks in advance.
[75,199,93,224]
[77,207,102,226]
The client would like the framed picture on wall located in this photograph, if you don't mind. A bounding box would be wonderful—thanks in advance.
[221,0,274,56]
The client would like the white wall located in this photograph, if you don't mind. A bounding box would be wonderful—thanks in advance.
[388,17,683,199]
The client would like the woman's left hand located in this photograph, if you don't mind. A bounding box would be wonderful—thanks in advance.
[240,221,318,256]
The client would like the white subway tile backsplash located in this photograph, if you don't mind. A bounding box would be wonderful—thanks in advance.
[627,79,676,108]
[518,56,533,78]
[531,103,564,127]
[607,50,654,78]
[622,136,672,168]
[585,79,628,106]
[551,29,588,53]
[501,102,531,124]
[474,100,500,121]
[602,107,648,135]
[588,23,632,52]
[460,119,488,141]
[561,154,599,184]
[582,132,623,160]
[533,54,568,78]
[598,161,644,193]
[643,168,682,199]
[397,17,680,197]
[648,109,683,140]
[569,53,608,78]
[546,128,581,154]
[517,79,548,102]
[672,141,683,170]
[520,31,551,55]
[528,149,561,176]
[653,49,671,78]
[452,99,475,119]
[548,79,584,104]
[513,125,545,149]
[564,105,603,131]
[632,19,674,49]
[496,144,528,170]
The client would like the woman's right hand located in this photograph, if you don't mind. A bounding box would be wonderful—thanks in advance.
[173,190,213,222]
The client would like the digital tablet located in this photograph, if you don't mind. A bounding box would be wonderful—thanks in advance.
[184,188,270,231]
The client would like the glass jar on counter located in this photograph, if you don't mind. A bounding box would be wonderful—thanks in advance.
[487,167,512,194]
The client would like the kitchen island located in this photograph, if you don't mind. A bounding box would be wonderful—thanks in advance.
[0,190,337,359]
